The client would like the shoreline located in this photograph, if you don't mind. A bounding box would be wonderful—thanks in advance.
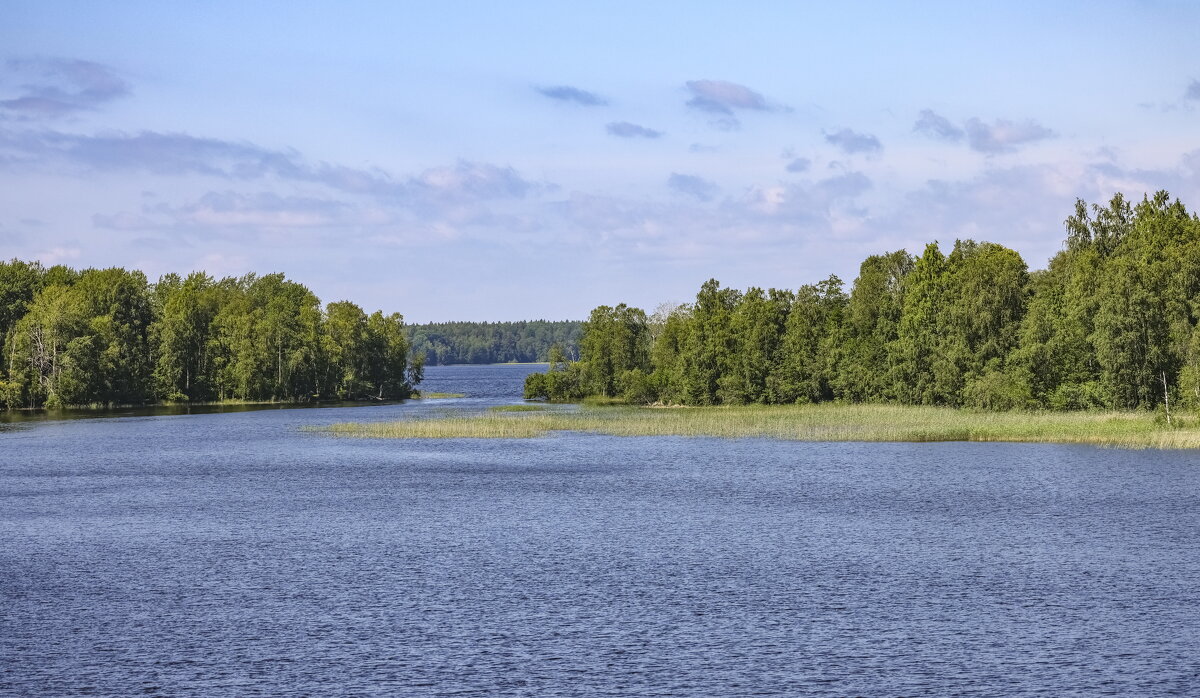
[1,397,408,418]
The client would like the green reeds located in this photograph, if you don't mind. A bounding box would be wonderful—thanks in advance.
[320,403,1200,449]
[488,404,547,412]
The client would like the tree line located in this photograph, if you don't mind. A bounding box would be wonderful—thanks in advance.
[0,265,422,408]
[527,191,1200,413]
[407,320,581,365]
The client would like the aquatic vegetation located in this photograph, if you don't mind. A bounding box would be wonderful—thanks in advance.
[417,392,466,399]
[488,404,546,412]
[322,403,1200,448]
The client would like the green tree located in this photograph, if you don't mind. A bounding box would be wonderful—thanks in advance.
[644,306,688,404]
[720,287,790,404]
[324,301,370,399]
[838,251,912,401]
[153,272,218,401]
[771,277,846,403]
[7,284,88,407]
[578,303,651,397]
[364,311,417,399]
[678,280,741,405]
[893,243,948,404]
[1092,192,1197,409]
[941,240,1030,407]
[0,260,46,406]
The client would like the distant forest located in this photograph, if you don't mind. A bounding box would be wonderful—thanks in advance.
[0,266,421,409]
[407,321,581,365]
[528,191,1200,413]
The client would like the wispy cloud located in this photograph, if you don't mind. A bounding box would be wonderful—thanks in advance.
[409,161,535,204]
[913,109,964,141]
[606,121,662,139]
[685,80,769,115]
[1186,79,1200,101]
[0,128,297,176]
[667,173,719,202]
[0,128,539,207]
[785,157,811,173]
[964,117,1054,153]
[685,80,779,129]
[824,128,882,154]
[0,58,129,119]
[536,85,607,106]
[96,191,354,230]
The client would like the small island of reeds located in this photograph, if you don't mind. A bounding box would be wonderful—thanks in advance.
[320,403,1200,449]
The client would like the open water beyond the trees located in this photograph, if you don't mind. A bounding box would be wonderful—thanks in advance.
[2,364,1198,696]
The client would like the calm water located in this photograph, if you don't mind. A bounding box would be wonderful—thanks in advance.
[2,364,1199,696]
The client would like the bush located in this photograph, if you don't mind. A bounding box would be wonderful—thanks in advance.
[619,368,659,405]
[963,369,1032,410]
[1047,380,1111,411]
[523,362,587,401]
[522,372,549,400]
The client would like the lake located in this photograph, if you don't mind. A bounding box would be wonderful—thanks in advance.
[2,364,1198,696]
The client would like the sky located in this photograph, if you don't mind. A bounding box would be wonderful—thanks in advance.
[1,1,1198,322]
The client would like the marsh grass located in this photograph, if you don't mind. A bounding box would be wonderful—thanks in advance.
[320,403,1200,448]
[489,404,547,412]
[417,392,466,399]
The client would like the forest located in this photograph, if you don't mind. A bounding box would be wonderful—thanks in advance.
[407,320,581,365]
[526,191,1200,413]
[0,266,421,408]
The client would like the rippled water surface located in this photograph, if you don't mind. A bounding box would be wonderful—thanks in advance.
[3,364,1199,696]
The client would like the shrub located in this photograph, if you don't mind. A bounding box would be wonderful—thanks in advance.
[1047,380,1111,410]
[963,369,1032,410]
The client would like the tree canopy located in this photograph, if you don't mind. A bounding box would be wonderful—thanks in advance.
[527,191,1200,413]
[406,320,581,365]
[0,266,421,408]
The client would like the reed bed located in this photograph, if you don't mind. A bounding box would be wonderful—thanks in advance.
[321,403,1200,449]
[415,392,466,399]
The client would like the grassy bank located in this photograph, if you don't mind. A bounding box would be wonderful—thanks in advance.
[320,403,1200,449]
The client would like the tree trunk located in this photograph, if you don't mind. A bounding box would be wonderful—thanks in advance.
[1162,370,1171,426]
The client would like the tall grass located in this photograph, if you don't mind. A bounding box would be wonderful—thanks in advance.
[488,404,547,412]
[319,403,1200,449]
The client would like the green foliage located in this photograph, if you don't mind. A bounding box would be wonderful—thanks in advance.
[579,303,651,397]
[680,279,741,405]
[525,191,1200,413]
[0,261,420,408]
[1046,381,1111,411]
[894,242,949,405]
[648,306,692,404]
[770,278,845,404]
[962,368,1032,411]
[722,287,790,404]
[406,320,581,365]
[619,368,659,405]
[838,250,912,401]
[523,358,587,401]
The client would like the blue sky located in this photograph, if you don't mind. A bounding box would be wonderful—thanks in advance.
[2,1,1198,321]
